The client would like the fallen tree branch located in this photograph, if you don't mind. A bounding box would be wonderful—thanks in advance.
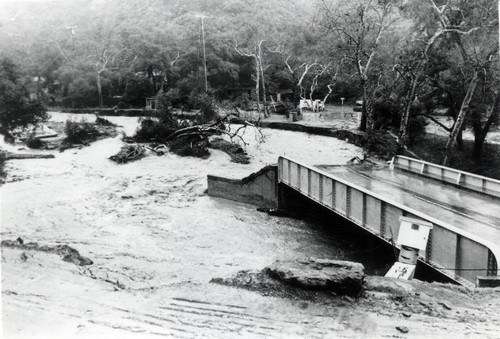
[4,152,55,160]
[109,144,146,164]
[425,115,452,132]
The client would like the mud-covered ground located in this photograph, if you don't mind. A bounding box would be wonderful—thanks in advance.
[1,113,499,338]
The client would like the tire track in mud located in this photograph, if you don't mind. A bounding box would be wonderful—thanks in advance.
[27,291,338,338]
[0,289,360,338]
[95,297,345,338]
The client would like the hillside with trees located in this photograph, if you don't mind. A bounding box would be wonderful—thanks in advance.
[0,0,499,173]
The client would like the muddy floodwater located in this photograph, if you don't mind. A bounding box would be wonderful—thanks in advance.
[2,113,381,338]
[3,113,500,338]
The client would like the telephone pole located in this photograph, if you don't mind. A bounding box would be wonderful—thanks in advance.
[198,15,208,92]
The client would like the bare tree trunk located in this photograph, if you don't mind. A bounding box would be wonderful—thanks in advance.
[321,84,334,107]
[259,60,268,117]
[359,80,368,131]
[254,58,261,115]
[309,84,316,112]
[472,91,500,159]
[96,68,104,108]
[399,75,418,147]
[456,128,464,151]
[442,70,479,165]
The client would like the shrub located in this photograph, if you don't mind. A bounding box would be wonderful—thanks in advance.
[234,93,251,111]
[123,76,155,107]
[134,90,180,143]
[407,102,427,146]
[95,116,116,126]
[134,118,177,142]
[25,133,45,149]
[116,101,130,109]
[168,136,210,158]
[154,90,178,127]
[372,99,400,130]
[364,130,399,159]
[190,92,219,124]
[164,88,182,107]
[64,119,98,144]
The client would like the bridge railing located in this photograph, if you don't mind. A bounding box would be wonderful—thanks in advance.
[278,156,499,287]
[392,156,500,198]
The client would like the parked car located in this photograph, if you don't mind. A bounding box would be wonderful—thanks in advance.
[353,100,363,112]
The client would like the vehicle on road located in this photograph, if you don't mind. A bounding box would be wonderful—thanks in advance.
[353,100,363,112]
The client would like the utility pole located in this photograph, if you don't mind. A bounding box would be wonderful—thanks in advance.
[199,16,208,92]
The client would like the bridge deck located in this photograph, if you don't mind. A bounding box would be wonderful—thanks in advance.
[278,156,500,286]
[318,164,500,244]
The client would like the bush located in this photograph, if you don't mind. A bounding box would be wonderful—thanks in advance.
[95,116,116,126]
[123,76,155,107]
[189,92,219,124]
[64,119,98,144]
[25,133,45,149]
[164,88,181,107]
[234,93,251,111]
[168,136,210,158]
[134,118,177,142]
[134,90,180,143]
[116,101,130,109]
[407,102,427,146]
[154,90,178,126]
[364,130,399,159]
[273,102,292,115]
[372,99,400,130]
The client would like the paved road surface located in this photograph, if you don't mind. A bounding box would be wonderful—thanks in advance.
[318,164,500,243]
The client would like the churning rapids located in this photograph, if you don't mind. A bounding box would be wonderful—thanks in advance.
[1,113,373,338]
[3,113,499,338]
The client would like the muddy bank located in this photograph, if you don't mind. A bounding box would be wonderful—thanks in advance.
[2,239,93,266]
[212,266,500,334]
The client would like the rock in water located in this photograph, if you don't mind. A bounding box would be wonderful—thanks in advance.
[265,258,365,297]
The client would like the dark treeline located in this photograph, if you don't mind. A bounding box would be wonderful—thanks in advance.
[0,0,498,162]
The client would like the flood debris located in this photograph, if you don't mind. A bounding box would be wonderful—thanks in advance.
[210,269,342,303]
[109,144,146,164]
[133,112,261,162]
[62,119,117,148]
[3,151,55,160]
[396,326,409,333]
[209,138,250,164]
[145,143,168,156]
[439,301,452,310]
[265,258,365,297]
[212,258,365,300]
[2,239,93,266]
[94,115,117,127]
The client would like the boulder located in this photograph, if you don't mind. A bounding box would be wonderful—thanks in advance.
[265,258,365,296]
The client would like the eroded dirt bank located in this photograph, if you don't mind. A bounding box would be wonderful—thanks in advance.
[1,113,499,338]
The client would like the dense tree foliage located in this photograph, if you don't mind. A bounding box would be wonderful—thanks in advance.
[0,58,47,133]
[0,0,498,161]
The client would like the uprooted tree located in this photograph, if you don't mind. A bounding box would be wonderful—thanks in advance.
[111,91,263,163]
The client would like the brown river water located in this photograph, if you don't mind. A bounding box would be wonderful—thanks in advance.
[1,113,403,338]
